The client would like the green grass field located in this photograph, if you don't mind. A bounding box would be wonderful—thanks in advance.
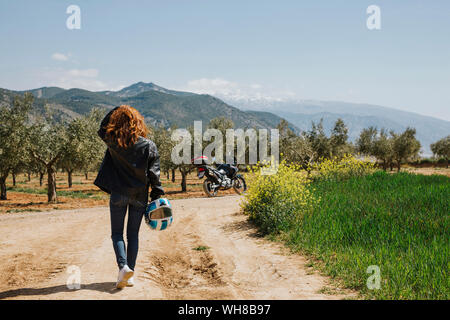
[244,169,449,299]
[284,171,449,299]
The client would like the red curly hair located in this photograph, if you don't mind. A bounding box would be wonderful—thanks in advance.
[105,105,149,148]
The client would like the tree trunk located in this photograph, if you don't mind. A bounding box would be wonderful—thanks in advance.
[166,171,169,180]
[180,170,187,192]
[85,172,88,180]
[39,172,44,187]
[12,173,16,187]
[0,175,7,200]
[171,169,176,183]
[67,170,73,188]
[397,160,401,172]
[47,166,57,203]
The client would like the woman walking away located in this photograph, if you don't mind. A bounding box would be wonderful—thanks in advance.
[94,105,165,289]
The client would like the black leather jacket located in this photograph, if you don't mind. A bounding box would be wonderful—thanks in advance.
[94,108,165,202]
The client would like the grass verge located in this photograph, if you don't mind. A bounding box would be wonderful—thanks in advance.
[6,186,105,200]
[288,171,449,299]
[243,166,449,299]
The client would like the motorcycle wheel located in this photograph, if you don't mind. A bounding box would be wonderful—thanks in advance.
[203,179,218,197]
[233,176,247,195]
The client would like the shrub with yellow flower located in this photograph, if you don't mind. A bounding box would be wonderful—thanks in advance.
[311,154,376,182]
[241,160,315,234]
[241,155,376,234]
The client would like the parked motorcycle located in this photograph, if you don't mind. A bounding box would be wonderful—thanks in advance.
[192,156,247,197]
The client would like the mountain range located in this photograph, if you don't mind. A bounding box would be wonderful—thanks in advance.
[0,82,297,132]
[220,98,450,156]
[1,82,449,155]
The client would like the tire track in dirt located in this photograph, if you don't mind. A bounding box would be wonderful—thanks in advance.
[140,206,233,300]
[0,196,355,300]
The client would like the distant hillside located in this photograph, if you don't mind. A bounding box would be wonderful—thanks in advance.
[101,82,195,98]
[0,88,79,122]
[50,88,121,115]
[121,91,275,128]
[225,98,450,155]
[245,111,300,134]
[18,87,66,99]
[0,83,293,131]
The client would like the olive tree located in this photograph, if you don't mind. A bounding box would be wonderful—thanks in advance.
[208,117,234,135]
[81,108,106,179]
[58,117,86,188]
[27,109,69,203]
[207,117,235,164]
[277,120,316,171]
[0,93,32,200]
[153,124,177,183]
[373,129,394,171]
[330,118,353,158]
[357,127,394,170]
[305,119,331,160]
[430,135,450,168]
[59,108,105,187]
[28,156,47,186]
[391,127,421,172]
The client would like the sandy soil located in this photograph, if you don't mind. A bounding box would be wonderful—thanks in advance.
[0,196,354,300]
[402,167,450,177]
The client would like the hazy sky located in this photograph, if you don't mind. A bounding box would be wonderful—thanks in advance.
[0,0,449,120]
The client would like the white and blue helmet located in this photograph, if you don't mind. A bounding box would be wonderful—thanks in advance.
[144,198,173,231]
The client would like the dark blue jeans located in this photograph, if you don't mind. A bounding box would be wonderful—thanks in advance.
[109,192,146,271]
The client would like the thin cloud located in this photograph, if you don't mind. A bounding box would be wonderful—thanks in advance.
[51,53,70,61]
[179,78,297,102]
[67,68,99,78]
[40,67,120,91]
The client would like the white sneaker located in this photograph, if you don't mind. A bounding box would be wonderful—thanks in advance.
[116,265,134,289]
[126,276,135,287]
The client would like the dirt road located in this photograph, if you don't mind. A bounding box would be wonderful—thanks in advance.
[0,196,352,300]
